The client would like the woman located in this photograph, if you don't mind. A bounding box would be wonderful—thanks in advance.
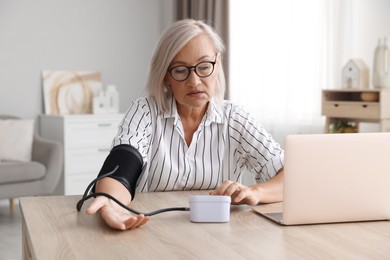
[86,19,284,230]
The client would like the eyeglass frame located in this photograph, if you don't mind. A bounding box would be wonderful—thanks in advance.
[167,54,218,82]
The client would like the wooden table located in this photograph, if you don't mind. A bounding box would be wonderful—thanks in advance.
[20,191,390,259]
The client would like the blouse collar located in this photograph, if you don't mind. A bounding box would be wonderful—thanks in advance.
[162,96,223,126]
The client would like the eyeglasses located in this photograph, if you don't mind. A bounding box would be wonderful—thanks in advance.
[168,54,217,81]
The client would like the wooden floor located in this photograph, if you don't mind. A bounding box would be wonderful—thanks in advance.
[0,199,22,260]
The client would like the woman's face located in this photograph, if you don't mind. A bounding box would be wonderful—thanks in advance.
[165,34,219,113]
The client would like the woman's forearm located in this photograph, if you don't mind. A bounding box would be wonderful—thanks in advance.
[96,177,132,205]
[251,168,284,204]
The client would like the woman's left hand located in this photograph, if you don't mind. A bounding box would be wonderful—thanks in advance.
[210,180,260,205]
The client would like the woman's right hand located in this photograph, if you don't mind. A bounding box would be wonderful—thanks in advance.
[85,196,149,230]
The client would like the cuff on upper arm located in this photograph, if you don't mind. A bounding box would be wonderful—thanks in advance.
[93,144,143,200]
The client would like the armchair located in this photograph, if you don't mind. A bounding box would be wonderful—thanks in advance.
[0,115,63,210]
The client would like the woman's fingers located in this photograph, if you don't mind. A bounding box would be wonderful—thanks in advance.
[211,180,244,204]
[232,186,259,205]
[232,188,249,204]
[211,180,260,205]
[224,182,241,197]
[210,180,235,195]
[124,214,149,229]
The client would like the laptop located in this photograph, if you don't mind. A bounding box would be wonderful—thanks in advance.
[253,132,390,225]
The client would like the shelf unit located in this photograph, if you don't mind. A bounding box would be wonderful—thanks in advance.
[322,89,390,133]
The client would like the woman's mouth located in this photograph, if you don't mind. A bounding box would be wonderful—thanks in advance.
[188,91,205,96]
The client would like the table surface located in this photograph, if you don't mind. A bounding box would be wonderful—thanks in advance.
[20,191,390,260]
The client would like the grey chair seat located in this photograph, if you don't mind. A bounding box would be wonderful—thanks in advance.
[0,115,63,202]
[0,161,46,184]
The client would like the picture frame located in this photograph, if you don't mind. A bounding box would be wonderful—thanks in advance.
[42,70,103,115]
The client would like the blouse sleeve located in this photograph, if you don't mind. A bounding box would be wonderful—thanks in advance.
[112,97,153,165]
[228,104,284,182]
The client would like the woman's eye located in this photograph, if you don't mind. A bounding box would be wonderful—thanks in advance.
[198,63,211,71]
[173,67,187,74]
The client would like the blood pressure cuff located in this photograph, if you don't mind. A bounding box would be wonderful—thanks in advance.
[93,144,143,200]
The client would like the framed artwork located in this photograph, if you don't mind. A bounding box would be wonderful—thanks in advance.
[42,70,103,115]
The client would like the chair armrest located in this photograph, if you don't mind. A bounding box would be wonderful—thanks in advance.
[32,134,63,194]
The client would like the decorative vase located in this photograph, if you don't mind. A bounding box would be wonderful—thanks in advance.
[373,37,390,88]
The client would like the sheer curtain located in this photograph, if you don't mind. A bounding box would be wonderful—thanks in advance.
[229,0,333,145]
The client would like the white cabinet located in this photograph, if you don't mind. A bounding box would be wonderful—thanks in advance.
[39,114,123,195]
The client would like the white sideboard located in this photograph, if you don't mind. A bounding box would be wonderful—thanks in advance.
[39,114,124,195]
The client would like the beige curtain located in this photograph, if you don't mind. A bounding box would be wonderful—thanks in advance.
[176,0,230,98]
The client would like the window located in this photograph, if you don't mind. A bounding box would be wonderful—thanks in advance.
[229,0,328,144]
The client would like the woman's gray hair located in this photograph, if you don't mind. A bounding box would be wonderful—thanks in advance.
[146,19,226,113]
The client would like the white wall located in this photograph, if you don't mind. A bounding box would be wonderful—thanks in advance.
[332,0,390,88]
[352,0,390,66]
[0,0,174,119]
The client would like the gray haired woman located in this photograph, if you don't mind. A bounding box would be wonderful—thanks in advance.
[86,19,284,230]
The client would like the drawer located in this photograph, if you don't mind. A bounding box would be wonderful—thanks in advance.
[65,147,111,174]
[64,120,119,148]
[65,172,97,195]
[322,102,380,119]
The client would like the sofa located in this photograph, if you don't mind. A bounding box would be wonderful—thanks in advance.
[0,115,63,209]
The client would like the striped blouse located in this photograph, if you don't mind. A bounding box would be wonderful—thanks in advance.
[112,96,284,193]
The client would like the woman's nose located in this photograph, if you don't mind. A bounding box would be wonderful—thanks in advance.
[186,69,201,86]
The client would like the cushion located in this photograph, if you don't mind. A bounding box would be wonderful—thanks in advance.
[0,119,35,162]
[0,161,45,184]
